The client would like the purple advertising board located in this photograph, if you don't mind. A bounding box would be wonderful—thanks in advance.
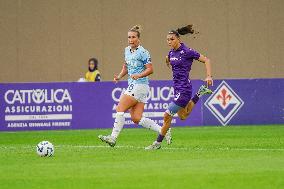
[0,80,203,131]
[202,79,284,126]
[0,79,283,131]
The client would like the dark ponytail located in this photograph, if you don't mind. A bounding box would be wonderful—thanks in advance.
[169,24,199,37]
[177,25,195,35]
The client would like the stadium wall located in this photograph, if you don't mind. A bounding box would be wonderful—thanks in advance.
[0,0,283,83]
[0,79,283,131]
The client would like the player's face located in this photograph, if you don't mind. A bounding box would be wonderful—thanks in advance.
[167,34,180,49]
[128,31,140,49]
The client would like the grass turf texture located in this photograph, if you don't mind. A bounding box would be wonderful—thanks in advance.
[0,125,284,189]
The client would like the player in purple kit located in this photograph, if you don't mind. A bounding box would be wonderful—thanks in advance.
[145,25,213,150]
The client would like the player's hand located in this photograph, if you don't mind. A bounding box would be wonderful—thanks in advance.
[205,76,213,87]
[113,75,120,83]
[130,74,141,80]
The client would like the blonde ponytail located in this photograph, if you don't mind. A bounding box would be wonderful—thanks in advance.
[129,25,142,38]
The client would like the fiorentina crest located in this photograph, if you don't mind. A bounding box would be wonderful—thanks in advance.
[205,81,244,126]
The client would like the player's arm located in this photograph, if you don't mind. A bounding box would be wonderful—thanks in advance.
[165,56,171,69]
[114,63,128,83]
[198,54,213,87]
[131,63,153,80]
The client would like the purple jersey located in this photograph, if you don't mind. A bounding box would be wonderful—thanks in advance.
[168,43,200,93]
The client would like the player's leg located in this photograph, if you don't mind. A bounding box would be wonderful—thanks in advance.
[130,104,172,144]
[177,85,213,120]
[111,94,137,137]
[129,102,163,134]
[177,101,195,120]
[129,102,143,124]
[99,94,137,147]
[145,102,181,150]
[126,83,160,133]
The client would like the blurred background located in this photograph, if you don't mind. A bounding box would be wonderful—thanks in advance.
[0,0,283,82]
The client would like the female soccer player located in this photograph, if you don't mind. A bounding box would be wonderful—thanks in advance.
[99,25,171,147]
[145,25,213,150]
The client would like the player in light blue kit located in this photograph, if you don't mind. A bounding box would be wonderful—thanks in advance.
[99,25,171,147]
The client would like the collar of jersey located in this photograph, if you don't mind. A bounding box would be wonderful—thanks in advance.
[129,45,140,53]
[173,43,185,52]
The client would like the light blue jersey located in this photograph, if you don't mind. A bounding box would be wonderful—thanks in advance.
[124,45,151,85]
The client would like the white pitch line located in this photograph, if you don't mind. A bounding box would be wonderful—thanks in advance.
[2,145,284,151]
[1,145,284,151]
[61,145,284,151]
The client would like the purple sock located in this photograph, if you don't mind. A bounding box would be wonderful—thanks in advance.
[191,94,199,104]
[156,134,165,142]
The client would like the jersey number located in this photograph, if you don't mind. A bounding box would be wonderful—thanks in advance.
[174,93,180,101]
[128,84,134,92]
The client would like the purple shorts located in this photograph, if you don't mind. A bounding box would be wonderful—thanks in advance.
[173,91,192,108]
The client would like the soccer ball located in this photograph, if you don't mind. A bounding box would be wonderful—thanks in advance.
[36,141,54,157]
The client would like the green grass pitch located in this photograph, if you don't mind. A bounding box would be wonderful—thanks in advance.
[0,125,284,189]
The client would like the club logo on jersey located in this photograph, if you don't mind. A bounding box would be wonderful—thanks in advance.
[205,81,244,126]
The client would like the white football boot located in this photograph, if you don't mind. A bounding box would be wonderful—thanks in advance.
[145,141,161,150]
[98,135,116,147]
[165,128,172,145]
[198,85,213,96]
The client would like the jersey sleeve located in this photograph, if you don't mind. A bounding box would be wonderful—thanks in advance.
[186,48,200,60]
[141,49,152,65]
